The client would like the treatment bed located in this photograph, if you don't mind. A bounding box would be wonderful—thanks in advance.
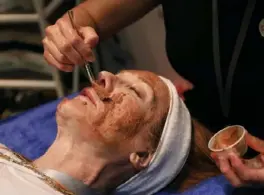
[0,94,259,195]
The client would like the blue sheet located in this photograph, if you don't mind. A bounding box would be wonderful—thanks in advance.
[0,94,259,195]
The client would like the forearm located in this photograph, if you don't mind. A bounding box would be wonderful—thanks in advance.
[62,0,160,39]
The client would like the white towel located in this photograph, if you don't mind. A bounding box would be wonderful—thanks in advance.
[115,76,192,195]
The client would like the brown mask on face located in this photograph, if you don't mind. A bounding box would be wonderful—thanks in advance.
[92,82,126,105]
[90,78,146,149]
[57,70,170,156]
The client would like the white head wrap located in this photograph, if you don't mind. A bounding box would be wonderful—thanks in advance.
[115,76,192,195]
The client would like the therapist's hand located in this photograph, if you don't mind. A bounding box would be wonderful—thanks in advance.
[173,74,194,101]
[43,16,99,72]
[211,132,264,187]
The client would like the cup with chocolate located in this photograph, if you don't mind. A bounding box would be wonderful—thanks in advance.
[208,125,247,157]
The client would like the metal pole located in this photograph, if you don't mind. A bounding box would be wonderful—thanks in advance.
[32,0,64,98]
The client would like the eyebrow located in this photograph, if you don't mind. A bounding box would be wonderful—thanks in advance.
[117,71,149,87]
[118,70,149,85]
[118,71,156,103]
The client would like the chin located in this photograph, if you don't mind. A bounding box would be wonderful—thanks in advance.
[56,99,85,120]
[57,98,69,110]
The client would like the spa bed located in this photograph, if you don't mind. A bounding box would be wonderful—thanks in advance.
[0,94,260,195]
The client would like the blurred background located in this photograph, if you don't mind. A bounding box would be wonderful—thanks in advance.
[0,0,179,119]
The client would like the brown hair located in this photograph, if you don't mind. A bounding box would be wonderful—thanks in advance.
[151,119,221,192]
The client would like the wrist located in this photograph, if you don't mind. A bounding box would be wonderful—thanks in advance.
[62,6,99,35]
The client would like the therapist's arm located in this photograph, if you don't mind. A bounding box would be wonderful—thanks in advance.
[43,0,160,71]
[68,0,160,39]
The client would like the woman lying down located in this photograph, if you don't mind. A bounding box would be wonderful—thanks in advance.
[0,70,221,195]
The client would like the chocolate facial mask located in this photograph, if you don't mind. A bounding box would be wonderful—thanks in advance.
[213,126,241,149]
[208,125,247,156]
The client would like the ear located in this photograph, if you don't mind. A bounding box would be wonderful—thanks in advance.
[129,151,154,171]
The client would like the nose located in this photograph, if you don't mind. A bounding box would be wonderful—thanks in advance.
[97,71,116,92]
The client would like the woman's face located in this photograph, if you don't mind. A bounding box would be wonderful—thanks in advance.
[56,70,169,153]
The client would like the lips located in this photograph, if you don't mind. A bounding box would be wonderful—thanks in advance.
[80,88,96,105]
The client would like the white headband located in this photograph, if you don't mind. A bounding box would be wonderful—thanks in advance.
[115,76,192,195]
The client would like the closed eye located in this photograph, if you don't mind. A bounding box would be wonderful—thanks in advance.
[128,86,141,98]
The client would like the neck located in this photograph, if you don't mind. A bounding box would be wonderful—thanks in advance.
[167,119,221,191]
[33,134,134,193]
